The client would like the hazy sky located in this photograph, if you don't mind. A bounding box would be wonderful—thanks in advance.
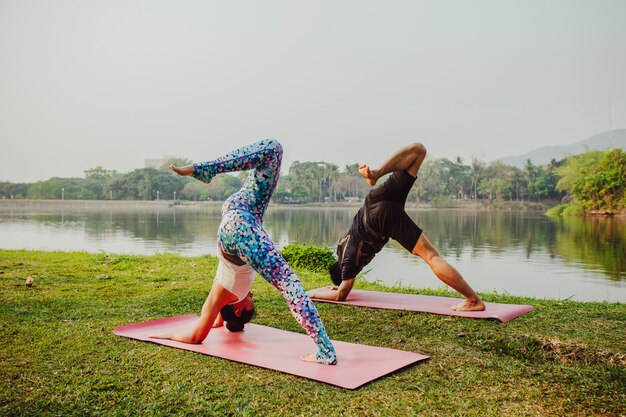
[1,0,625,183]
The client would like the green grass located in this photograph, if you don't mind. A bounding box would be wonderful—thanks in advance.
[1,249,625,416]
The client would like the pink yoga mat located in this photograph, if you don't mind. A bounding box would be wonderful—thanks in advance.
[310,289,535,323]
[114,314,429,389]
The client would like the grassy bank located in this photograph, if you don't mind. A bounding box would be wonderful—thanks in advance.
[1,249,624,416]
[547,203,626,217]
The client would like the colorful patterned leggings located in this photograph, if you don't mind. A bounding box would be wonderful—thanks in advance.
[193,139,337,365]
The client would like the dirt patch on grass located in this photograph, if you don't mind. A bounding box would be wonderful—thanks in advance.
[470,333,626,366]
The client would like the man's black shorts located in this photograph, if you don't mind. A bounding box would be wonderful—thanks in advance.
[365,170,423,252]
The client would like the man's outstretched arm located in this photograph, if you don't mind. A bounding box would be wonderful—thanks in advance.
[359,142,427,185]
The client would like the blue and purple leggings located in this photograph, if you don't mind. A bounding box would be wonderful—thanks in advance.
[193,139,337,365]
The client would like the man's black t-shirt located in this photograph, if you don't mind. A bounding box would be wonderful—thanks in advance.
[336,206,388,279]
[337,170,423,280]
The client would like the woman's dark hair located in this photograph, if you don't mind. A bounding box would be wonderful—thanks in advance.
[220,303,256,332]
[329,261,342,286]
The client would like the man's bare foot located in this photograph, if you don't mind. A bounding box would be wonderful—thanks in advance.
[451,298,486,311]
[358,164,378,186]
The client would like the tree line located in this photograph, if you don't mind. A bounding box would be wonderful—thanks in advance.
[1,150,624,212]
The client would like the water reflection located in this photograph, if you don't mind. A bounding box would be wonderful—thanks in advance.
[551,215,625,281]
[0,203,624,301]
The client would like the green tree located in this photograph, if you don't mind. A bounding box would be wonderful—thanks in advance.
[271,177,292,203]
[334,164,369,201]
[84,167,118,199]
[555,151,604,195]
[411,159,443,202]
[0,182,30,199]
[478,161,512,200]
[84,167,116,181]
[469,156,485,200]
[206,175,243,201]
[532,164,561,200]
[432,157,471,199]
[510,167,527,201]
[572,149,626,211]
[319,163,339,202]
[179,174,244,201]
[104,168,188,200]
[180,181,208,201]
[288,161,336,203]
[523,159,537,198]
[27,178,96,200]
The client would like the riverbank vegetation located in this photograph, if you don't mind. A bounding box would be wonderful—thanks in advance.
[0,155,562,204]
[2,149,624,215]
[1,248,625,416]
[548,149,626,216]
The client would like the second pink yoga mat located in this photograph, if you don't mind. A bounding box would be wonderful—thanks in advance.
[114,314,429,389]
[310,289,535,322]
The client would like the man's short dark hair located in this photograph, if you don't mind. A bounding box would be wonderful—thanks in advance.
[329,261,342,286]
[220,304,256,332]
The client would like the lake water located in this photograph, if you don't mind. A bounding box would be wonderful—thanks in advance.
[1,201,624,302]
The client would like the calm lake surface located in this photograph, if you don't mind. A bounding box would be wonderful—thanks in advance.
[1,201,624,302]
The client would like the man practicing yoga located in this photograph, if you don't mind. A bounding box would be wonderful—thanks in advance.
[155,139,337,365]
[309,143,485,312]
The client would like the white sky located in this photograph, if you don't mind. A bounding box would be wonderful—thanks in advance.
[1,0,625,182]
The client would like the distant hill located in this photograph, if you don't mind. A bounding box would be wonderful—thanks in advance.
[498,129,626,167]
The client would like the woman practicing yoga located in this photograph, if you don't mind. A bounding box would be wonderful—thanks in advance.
[154,139,337,365]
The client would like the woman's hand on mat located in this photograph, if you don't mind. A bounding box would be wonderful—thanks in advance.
[212,314,224,328]
[300,352,318,363]
[150,333,173,340]
[301,352,338,365]
[151,332,199,344]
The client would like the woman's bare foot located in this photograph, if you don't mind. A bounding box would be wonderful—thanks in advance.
[358,164,378,186]
[168,165,181,175]
[168,164,193,176]
[451,298,486,311]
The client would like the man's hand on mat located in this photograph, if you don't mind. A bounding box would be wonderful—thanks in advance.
[307,288,321,298]
[308,286,338,298]
[450,298,486,312]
